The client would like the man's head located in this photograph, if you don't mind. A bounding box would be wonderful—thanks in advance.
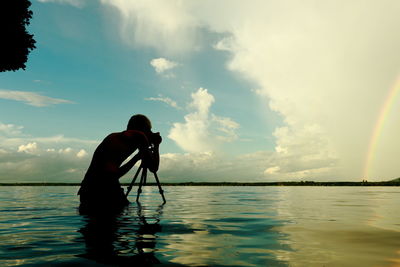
[127,114,152,132]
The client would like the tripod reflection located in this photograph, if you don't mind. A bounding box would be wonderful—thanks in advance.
[77,203,165,266]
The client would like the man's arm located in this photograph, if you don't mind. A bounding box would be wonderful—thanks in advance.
[123,130,161,173]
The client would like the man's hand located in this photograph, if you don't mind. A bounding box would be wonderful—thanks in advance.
[150,132,162,146]
[142,132,161,173]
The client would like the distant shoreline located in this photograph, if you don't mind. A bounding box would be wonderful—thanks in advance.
[1,181,399,186]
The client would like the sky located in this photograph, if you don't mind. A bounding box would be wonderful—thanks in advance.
[1,0,400,183]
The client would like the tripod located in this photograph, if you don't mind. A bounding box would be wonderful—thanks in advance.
[126,164,166,203]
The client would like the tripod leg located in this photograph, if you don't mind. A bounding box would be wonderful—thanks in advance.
[143,167,147,185]
[136,167,147,202]
[153,172,166,203]
[126,166,142,197]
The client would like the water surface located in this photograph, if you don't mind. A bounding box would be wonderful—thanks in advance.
[0,186,399,266]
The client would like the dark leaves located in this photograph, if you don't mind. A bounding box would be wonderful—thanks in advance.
[0,0,36,72]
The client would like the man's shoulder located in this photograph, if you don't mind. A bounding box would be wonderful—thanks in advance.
[123,130,146,138]
[101,132,125,144]
[104,130,146,143]
[105,132,122,139]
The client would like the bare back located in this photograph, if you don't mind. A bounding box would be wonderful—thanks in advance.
[85,130,146,179]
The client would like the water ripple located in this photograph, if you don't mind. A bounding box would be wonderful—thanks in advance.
[0,186,399,266]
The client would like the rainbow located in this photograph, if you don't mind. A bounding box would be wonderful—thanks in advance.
[364,77,400,179]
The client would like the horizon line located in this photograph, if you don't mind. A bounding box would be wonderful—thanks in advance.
[0,180,399,186]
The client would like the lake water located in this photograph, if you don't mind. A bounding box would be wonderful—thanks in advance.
[0,186,399,266]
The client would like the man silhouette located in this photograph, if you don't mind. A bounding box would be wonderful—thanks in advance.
[78,114,161,213]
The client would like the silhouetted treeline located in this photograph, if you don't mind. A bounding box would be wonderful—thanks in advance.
[1,180,400,186]
[0,0,36,72]
[156,181,400,186]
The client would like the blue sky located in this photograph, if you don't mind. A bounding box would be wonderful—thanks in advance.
[1,0,400,182]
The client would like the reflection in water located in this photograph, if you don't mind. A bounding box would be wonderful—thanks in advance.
[1,186,399,266]
[273,187,400,267]
[77,203,166,266]
[75,187,291,266]
[157,187,291,266]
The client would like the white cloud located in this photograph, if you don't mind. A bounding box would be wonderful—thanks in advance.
[76,149,88,158]
[58,147,73,154]
[101,0,400,180]
[158,152,244,182]
[0,122,96,182]
[0,144,92,182]
[0,120,339,182]
[0,90,73,107]
[169,88,213,153]
[214,37,237,52]
[100,0,200,54]
[5,1,399,182]
[207,1,400,180]
[0,134,97,151]
[0,123,24,137]
[37,0,85,8]
[168,88,239,153]
[155,150,293,182]
[33,135,98,146]
[0,147,91,182]
[262,124,338,180]
[18,142,38,154]
[145,95,180,109]
[189,87,214,115]
[265,166,280,175]
[211,115,239,142]
[150,58,179,75]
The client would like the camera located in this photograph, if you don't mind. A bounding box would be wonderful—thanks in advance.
[148,131,162,146]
